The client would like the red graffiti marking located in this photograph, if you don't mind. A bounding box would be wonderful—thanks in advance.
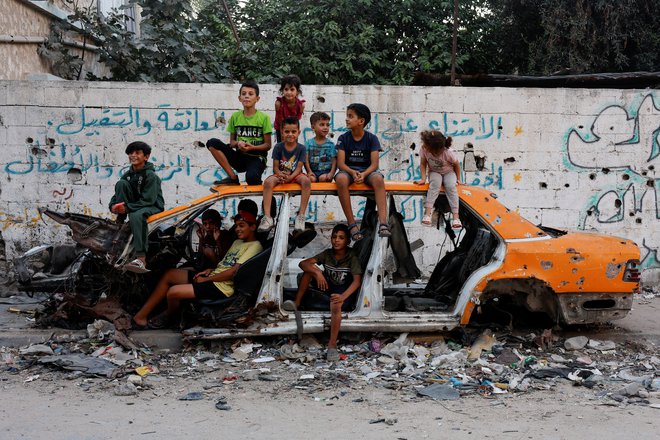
[52,188,74,200]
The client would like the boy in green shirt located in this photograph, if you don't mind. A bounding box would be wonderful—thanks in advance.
[109,141,164,273]
[206,80,273,185]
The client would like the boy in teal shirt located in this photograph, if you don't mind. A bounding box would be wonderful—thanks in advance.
[206,80,273,185]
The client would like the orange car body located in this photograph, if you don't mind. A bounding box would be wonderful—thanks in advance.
[143,181,640,335]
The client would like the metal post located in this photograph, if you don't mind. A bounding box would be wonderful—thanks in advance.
[450,0,459,85]
[220,0,240,49]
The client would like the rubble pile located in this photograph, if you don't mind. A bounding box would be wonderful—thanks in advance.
[2,321,659,410]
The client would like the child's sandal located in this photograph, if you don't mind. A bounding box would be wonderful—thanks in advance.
[378,223,392,238]
[347,223,364,241]
[421,214,432,226]
[451,219,463,229]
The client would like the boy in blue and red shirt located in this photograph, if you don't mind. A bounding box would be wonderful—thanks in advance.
[335,103,391,239]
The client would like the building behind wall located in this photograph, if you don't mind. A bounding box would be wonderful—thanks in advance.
[1,0,138,80]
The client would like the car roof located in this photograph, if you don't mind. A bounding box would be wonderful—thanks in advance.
[147,181,546,240]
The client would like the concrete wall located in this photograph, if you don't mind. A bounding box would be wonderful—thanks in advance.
[2,0,108,80]
[0,81,658,273]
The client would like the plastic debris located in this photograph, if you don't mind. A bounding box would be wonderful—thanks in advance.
[587,339,616,351]
[135,365,158,376]
[418,383,460,401]
[215,397,231,411]
[20,344,54,356]
[39,354,117,377]
[87,319,116,341]
[380,333,412,360]
[178,391,204,401]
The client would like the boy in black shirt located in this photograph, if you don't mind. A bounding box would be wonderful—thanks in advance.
[294,224,362,361]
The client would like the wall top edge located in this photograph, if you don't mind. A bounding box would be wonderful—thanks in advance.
[0,80,652,94]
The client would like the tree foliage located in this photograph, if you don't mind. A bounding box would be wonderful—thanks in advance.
[42,0,232,82]
[223,0,494,84]
[42,0,660,83]
[487,0,660,74]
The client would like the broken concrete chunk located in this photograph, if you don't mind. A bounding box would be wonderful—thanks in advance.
[564,336,589,350]
[114,382,138,396]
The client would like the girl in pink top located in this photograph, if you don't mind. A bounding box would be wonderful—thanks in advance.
[274,74,306,143]
[414,130,462,228]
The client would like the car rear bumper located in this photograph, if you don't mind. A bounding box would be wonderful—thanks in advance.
[557,292,633,325]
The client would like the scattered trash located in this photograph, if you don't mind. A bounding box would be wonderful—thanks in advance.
[135,365,159,376]
[251,356,276,363]
[587,339,616,351]
[2,318,658,412]
[39,354,117,377]
[87,319,116,341]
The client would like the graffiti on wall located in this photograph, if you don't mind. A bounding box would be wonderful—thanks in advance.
[47,104,505,144]
[3,141,230,186]
[565,93,660,267]
[50,105,225,137]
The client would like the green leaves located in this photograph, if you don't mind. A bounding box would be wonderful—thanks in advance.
[39,0,659,83]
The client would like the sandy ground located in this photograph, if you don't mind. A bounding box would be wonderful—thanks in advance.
[0,295,658,439]
[1,375,658,440]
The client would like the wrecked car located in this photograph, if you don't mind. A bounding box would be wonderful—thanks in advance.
[28,182,640,336]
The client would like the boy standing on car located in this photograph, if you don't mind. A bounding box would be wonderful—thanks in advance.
[109,141,164,273]
[206,80,273,185]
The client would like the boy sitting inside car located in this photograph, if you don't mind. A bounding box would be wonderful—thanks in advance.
[132,210,262,329]
[109,141,164,273]
[292,224,362,361]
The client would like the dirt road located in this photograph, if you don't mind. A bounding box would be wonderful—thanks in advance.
[0,296,658,440]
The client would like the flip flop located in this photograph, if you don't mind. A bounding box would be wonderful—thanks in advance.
[130,318,148,331]
[125,258,150,274]
[147,312,170,329]
[347,223,364,241]
[378,223,392,237]
[326,348,340,362]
